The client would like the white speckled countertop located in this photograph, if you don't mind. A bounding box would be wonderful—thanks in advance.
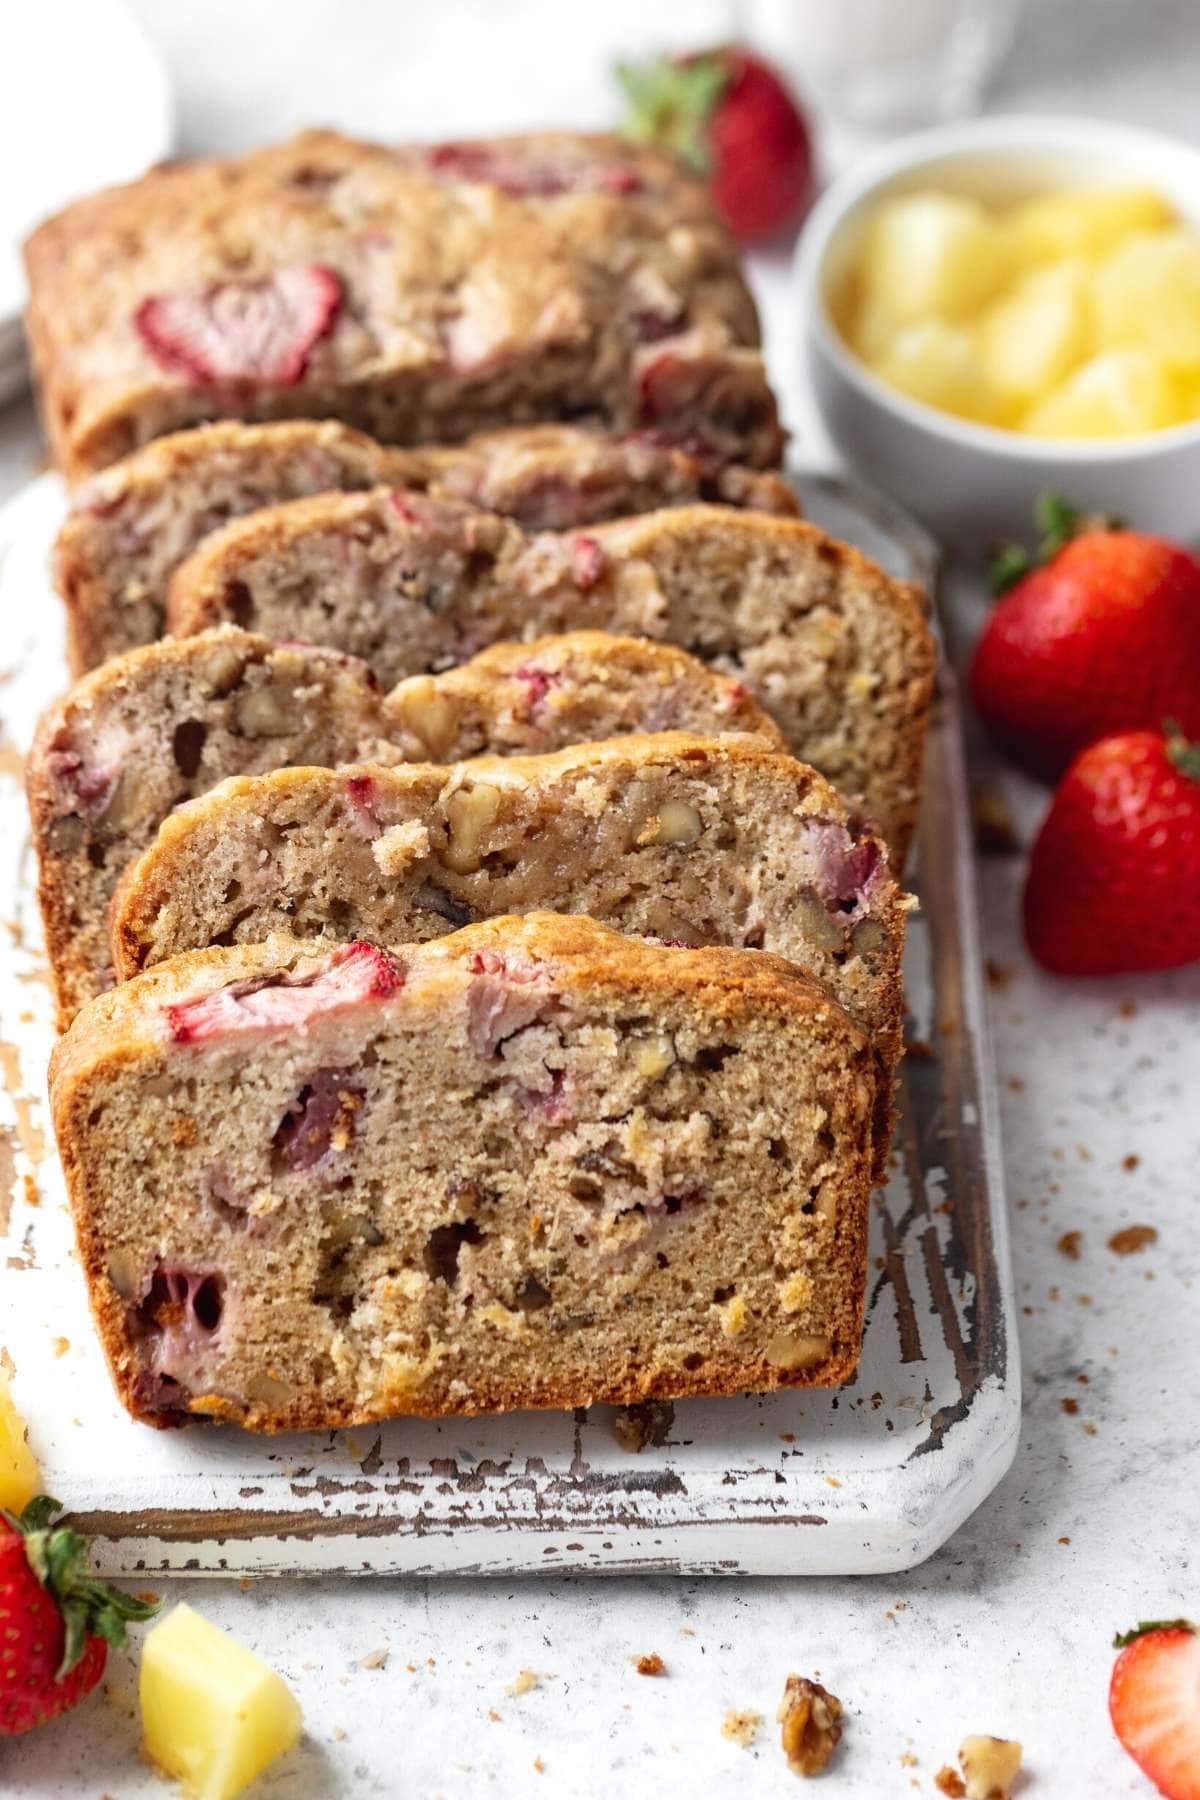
[3,3,1199,1794]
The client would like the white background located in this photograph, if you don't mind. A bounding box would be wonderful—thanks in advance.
[2,3,1199,1795]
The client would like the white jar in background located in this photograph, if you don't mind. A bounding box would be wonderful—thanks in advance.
[744,0,1024,129]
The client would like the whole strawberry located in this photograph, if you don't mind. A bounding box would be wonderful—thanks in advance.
[1024,724,1200,976]
[617,47,813,241]
[0,1495,158,1735]
[970,496,1200,781]
[1110,1620,1200,1800]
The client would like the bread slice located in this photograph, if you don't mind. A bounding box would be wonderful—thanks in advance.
[29,629,782,1027]
[56,420,800,675]
[166,496,934,860]
[23,129,781,480]
[108,732,906,1175]
[381,629,784,763]
[50,914,876,1431]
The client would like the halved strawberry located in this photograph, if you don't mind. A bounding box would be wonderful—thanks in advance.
[165,941,403,1044]
[135,264,342,386]
[1110,1621,1200,1799]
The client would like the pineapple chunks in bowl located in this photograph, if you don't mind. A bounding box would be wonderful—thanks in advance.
[836,183,1200,438]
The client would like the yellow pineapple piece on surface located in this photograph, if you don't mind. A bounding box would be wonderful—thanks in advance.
[1093,227,1200,366]
[1023,347,1185,438]
[1010,185,1173,264]
[871,320,999,424]
[859,191,1010,326]
[1175,367,1200,424]
[141,1602,302,1800]
[0,1373,39,1513]
[980,259,1091,411]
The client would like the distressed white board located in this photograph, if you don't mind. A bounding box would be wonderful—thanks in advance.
[0,469,1019,1577]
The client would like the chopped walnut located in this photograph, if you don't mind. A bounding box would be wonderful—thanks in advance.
[766,1331,831,1372]
[935,1768,967,1798]
[959,1735,1022,1798]
[778,1674,843,1776]
[634,1653,666,1676]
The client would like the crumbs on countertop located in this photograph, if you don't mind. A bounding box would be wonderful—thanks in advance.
[972,787,1019,855]
[611,1398,674,1452]
[1108,1224,1157,1255]
[721,1709,763,1747]
[634,1653,666,1677]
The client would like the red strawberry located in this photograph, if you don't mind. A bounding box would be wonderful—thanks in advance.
[0,1496,158,1736]
[970,496,1200,781]
[135,264,342,386]
[1110,1620,1200,1799]
[1023,725,1200,976]
[617,47,813,241]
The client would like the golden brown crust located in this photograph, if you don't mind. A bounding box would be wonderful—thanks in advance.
[54,421,424,673]
[24,129,780,480]
[27,628,392,1031]
[51,916,873,1431]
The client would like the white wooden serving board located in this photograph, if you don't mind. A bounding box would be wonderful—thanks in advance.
[0,469,1019,1577]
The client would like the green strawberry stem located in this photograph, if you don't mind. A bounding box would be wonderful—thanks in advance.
[990,491,1126,595]
[615,51,729,176]
[1113,1619,1195,1648]
[1164,720,1200,782]
[2,1496,159,1680]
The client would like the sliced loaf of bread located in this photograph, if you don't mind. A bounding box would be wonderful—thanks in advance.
[50,914,876,1430]
[166,496,935,860]
[56,420,800,673]
[30,629,781,1026]
[108,733,906,1175]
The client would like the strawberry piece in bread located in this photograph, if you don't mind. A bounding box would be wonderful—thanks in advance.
[135,265,342,387]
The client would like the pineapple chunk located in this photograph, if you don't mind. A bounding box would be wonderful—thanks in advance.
[980,259,1091,411]
[0,1372,39,1513]
[859,191,1009,326]
[871,320,999,424]
[141,1603,302,1800]
[1010,185,1173,264]
[1023,347,1185,438]
[1093,227,1200,367]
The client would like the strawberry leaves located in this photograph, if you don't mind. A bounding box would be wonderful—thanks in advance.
[3,1497,158,1679]
[616,54,730,177]
[1164,721,1200,783]
[1114,1621,1196,1649]
[989,491,1125,594]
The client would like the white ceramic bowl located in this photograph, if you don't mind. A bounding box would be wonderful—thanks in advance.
[796,115,1200,544]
